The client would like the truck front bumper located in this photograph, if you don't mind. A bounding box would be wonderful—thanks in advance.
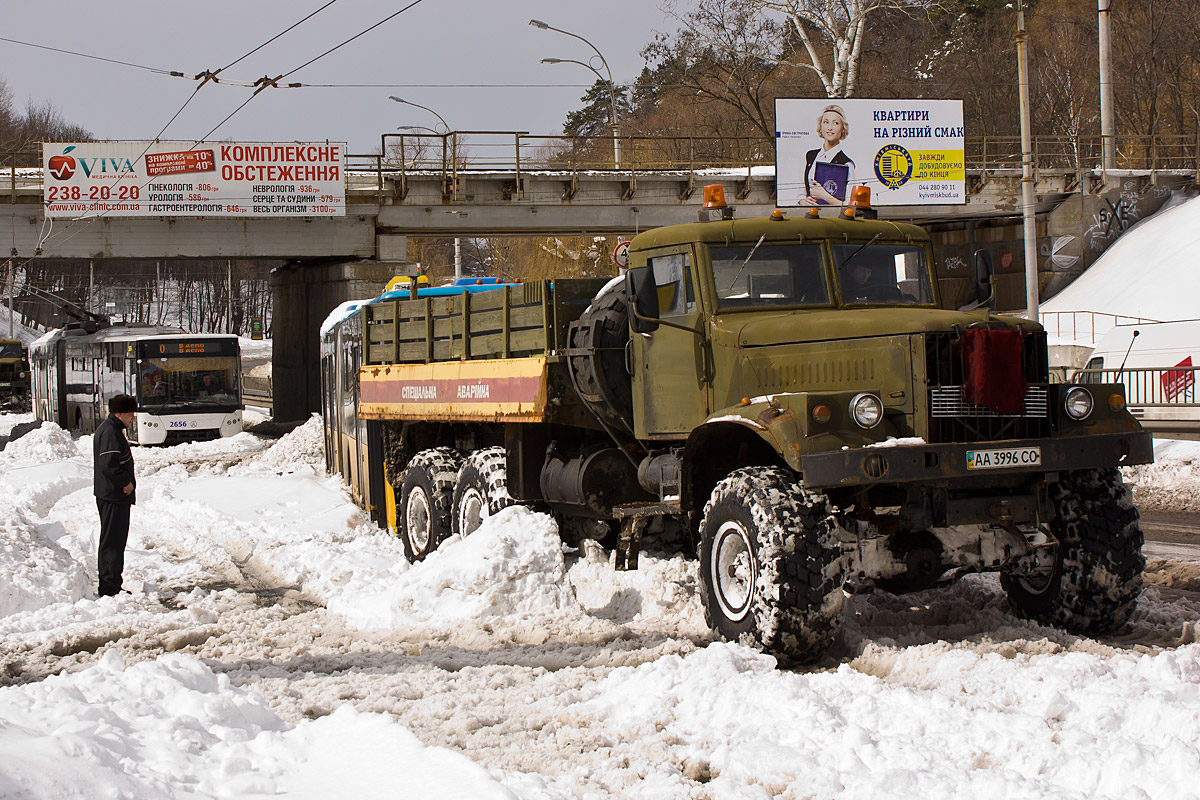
[800,431,1153,489]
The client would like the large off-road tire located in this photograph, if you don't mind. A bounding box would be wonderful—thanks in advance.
[398,447,461,562]
[451,447,515,537]
[1001,467,1144,633]
[698,467,844,664]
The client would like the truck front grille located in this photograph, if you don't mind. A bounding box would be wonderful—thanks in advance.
[925,330,1050,443]
[930,386,1048,417]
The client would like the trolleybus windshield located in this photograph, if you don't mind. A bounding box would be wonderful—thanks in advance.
[135,339,240,411]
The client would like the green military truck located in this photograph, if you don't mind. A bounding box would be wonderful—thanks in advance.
[0,338,30,410]
[352,187,1152,664]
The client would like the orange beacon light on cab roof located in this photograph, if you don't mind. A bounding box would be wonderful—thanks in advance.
[702,184,727,209]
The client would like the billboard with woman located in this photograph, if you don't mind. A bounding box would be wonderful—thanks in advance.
[775,98,965,207]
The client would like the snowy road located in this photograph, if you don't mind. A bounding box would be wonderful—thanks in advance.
[2,414,1199,799]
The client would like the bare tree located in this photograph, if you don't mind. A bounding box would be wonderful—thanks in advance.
[659,0,944,102]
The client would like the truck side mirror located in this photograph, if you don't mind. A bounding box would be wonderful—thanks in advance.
[973,249,995,309]
[626,266,660,333]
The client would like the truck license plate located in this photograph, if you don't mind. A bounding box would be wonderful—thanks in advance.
[966,446,1041,470]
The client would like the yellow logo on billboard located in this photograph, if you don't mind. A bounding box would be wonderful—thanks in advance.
[874,144,914,189]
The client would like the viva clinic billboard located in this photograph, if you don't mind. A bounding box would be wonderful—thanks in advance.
[42,141,346,218]
[775,99,965,207]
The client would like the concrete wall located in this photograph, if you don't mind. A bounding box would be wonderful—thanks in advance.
[271,260,399,421]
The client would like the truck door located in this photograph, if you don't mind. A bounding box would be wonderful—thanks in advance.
[632,248,710,437]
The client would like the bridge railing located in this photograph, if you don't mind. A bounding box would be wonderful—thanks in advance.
[1039,311,1161,344]
[8,132,1200,200]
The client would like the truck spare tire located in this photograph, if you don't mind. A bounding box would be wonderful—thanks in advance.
[567,278,635,435]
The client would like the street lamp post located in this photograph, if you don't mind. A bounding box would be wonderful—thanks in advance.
[1098,0,1115,177]
[387,96,450,133]
[387,98,462,281]
[1015,0,1039,323]
[529,19,622,168]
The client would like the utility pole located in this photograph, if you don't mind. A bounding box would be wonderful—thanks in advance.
[1016,0,1039,323]
[7,255,13,338]
[1098,0,1115,177]
[227,260,233,334]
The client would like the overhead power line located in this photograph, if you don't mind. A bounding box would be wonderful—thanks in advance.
[0,36,185,77]
[199,0,432,141]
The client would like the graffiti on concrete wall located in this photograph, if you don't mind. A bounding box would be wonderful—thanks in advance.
[1082,181,1172,254]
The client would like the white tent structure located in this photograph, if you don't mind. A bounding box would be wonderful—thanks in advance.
[1040,192,1200,344]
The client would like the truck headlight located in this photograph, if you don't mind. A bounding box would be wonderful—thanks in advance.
[850,393,883,428]
[1064,387,1093,420]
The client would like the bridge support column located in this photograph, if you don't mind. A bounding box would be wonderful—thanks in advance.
[271,260,399,421]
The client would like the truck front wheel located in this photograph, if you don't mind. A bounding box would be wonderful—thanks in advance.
[398,447,461,562]
[452,447,515,537]
[698,467,844,664]
[1001,467,1144,633]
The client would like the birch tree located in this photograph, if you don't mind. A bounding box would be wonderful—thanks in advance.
[660,0,945,101]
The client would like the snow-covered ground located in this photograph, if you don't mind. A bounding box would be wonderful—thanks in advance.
[0,413,1198,799]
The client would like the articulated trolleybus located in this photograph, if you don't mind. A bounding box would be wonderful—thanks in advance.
[31,322,243,445]
[321,277,510,524]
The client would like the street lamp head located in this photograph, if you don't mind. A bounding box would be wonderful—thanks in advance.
[540,58,561,64]
[529,19,549,29]
[388,95,405,104]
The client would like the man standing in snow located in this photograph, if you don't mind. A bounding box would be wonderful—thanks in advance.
[93,394,137,597]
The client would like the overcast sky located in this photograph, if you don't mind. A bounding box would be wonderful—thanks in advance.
[4,0,687,154]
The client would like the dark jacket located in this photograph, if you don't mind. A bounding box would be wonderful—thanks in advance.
[94,414,136,504]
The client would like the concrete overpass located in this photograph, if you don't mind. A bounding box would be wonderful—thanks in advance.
[1,165,1105,260]
[4,137,1196,420]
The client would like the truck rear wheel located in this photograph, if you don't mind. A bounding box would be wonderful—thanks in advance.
[398,447,461,562]
[698,467,844,664]
[452,447,515,537]
[1001,467,1144,633]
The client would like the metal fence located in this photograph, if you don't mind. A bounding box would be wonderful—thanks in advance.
[1073,365,1200,407]
[1071,365,1200,434]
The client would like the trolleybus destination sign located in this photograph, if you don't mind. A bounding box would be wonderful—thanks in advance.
[42,141,346,219]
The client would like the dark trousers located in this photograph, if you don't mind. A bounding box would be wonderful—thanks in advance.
[97,499,131,596]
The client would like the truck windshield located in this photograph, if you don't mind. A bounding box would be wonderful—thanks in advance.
[0,343,20,359]
[833,243,935,305]
[711,244,829,309]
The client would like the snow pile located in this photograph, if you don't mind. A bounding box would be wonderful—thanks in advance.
[0,501,93,618]
[0,422,83,464]
[0,649,515,800]
[342,506,587,634]
[252,414,325,470]
[1123,438,1200,512]
[1042,193,1200,335]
